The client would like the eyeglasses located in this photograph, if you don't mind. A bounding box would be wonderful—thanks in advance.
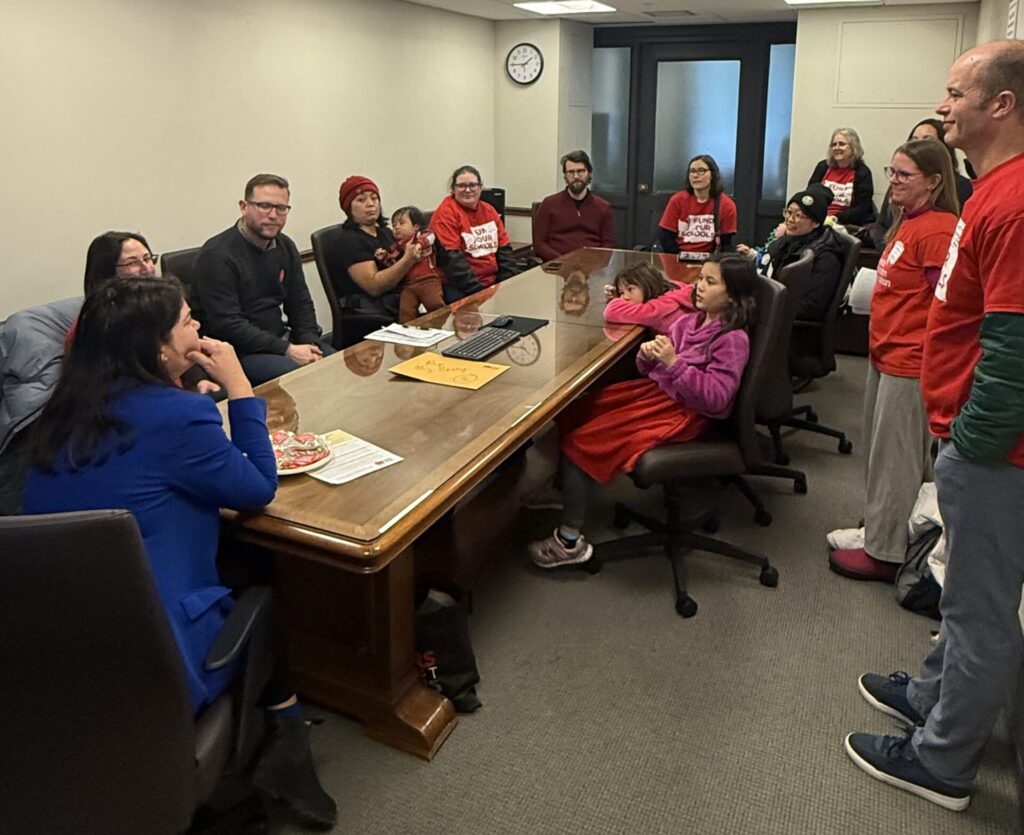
[248,201,292,215]
[564,168,589,178]
[116,253,159,268]
[782,209,809,221]
[689,168,711,176]
[454,182,482,191]
[883,166,922,184]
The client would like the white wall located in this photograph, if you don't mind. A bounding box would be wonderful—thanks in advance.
[788,4,978,210]
[1,0,495,320]
[493,19,592,242]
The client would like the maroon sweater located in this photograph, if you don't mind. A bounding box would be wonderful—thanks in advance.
[532,189,616,261]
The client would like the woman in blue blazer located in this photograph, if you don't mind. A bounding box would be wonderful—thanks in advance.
[23,277,335,830]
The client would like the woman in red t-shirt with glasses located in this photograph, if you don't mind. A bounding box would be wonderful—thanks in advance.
[828,139,959,582]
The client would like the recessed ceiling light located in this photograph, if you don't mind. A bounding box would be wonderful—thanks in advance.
[514,1,618,15]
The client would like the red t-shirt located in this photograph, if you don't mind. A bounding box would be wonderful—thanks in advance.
[658,192,737,258]
[869,208,957,377]
[430,195,511,286]
[921,152,1024,467]
[820,167,856,216]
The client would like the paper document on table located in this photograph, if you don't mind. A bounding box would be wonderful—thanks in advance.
[365,323,452,347]
[309,429,403,485]
[388,352,509,390]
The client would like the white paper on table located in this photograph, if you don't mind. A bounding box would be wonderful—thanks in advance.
[364,323,453,347]
[309,430,403,485]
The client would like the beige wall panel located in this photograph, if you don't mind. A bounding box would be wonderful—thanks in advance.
[1,0,495,321]
[788,4,978,215]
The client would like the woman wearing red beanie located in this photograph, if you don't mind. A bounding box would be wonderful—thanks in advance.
[328,175,422,319]
[429,165,520,299]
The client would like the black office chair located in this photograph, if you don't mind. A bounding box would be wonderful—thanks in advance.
[591,272,787,618]
[161,246,203,305]
[0,509,271,833]
[310,223,392,350]
[783,227,861,455]
[754,247,815,484]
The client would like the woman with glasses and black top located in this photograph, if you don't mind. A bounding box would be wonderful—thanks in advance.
[658,154,737,260]
[430,164,520,300]
[752,184,847,321]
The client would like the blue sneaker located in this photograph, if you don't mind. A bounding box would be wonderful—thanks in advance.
[859,671,925,726]
[844,731,970,811]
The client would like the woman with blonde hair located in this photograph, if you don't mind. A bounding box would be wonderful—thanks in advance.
[808,127,876,226]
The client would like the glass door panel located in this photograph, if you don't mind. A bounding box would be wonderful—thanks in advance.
[653,60,741,195]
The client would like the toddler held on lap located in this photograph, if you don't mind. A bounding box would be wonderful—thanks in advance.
[392,206,445,324]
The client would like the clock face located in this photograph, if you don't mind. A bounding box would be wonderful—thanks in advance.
[506,43,543,86]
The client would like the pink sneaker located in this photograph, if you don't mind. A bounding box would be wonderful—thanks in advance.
[528,530,593,569]
[828,547,899,583]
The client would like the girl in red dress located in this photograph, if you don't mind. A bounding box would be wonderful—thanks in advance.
[529,253,758,569]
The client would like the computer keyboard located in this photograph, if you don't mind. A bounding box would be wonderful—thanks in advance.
[441,326,521,361]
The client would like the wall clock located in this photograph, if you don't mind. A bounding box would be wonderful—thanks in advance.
[506,42,543,86]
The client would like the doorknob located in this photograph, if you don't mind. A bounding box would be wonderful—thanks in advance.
[637,182,649,193]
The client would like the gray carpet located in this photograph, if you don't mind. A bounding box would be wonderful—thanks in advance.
[276,354,1020,834]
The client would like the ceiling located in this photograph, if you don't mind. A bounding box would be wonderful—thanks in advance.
[400,0,973,26]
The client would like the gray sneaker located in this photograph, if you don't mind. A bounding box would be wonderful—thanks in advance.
[859,671,925,726]
[529,530,593,568]
[844,731,970,811]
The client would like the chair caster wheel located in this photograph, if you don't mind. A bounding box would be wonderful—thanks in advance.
[754,509,772,526]
[774,452,790,466]
[702,516,720,534]
[675,596,698,618]
[794,478,808,495]
[583,558,602,575]
[838,438,853,455]
[760,566,779,587]
[612,505,630,529]
[807,410,819,423]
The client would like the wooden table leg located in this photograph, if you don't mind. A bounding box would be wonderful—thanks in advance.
[273,544,457,760]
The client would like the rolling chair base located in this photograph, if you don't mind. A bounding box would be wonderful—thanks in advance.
[592,496,778,618]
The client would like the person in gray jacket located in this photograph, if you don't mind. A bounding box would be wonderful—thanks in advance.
[0,296,83,514]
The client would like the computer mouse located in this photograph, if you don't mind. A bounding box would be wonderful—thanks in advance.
[491,315,514,329]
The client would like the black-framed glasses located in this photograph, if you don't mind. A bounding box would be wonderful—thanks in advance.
[564,168,589,179]
[883,166,921,184]
[688,167,711,176]
[248,201,292,214]
[116,253,159,268]
[454,182,482,191]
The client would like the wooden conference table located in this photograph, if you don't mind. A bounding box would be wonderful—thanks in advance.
[220,247,695,759]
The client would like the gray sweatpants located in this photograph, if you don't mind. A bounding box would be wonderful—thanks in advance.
[907,441,1024,786]
[862,365,933,563]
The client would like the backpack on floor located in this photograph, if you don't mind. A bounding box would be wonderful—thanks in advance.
[896,525,943,620]
[415,579,482,713]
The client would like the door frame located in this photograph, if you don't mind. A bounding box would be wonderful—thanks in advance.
[593,23,797,249]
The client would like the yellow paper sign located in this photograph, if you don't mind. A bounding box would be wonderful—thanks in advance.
[388,352,509,390]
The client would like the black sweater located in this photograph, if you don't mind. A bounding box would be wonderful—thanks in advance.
[195,224,321,356]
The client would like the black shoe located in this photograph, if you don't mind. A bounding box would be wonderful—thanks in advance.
[844,731,970,811]
[858,671,925,726]
[250,713,337,830]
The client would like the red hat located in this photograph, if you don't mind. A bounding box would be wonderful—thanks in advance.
[338,175,380,214]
